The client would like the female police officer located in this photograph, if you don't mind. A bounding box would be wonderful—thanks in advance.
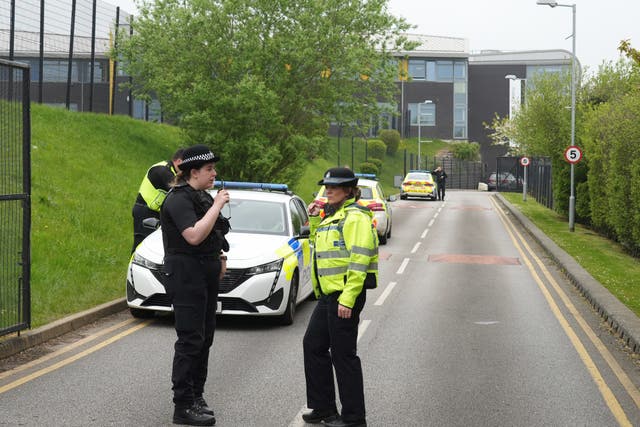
[161,144,229,426]
[302,167,378,427]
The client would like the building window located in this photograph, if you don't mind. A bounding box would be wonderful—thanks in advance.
[436,61,453,82]
[426,61,436,81]
[454,61,466,80]
[408,60,426,80]
[409,103,436,126]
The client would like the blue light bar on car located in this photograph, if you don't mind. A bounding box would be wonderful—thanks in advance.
[354,173,377,179]
[409,169,431,173]
[213,181,289,191]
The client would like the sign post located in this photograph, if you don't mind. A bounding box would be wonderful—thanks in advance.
[564,145,583,232]
[519,156,530,201]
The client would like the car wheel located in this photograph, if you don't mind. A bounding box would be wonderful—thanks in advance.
[279,271,299,326]
[378,230,387,245]
[129,307,155,319]
[400,194,407,200]
[386,222,392,239]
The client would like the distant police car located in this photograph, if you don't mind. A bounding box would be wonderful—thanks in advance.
[314,173,393,244]
[400,170,438,200]
[126,182,313,325]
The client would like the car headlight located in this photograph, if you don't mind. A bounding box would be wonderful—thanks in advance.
[245,259,283,276]
[132,252,163,271]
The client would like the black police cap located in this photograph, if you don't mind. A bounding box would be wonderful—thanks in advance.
[317,167,359,186]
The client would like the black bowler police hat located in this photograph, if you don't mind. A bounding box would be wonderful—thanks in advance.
[179,144,220,172]
[317,167,359,187]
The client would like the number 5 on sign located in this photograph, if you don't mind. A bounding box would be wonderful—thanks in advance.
[564,146,582,164]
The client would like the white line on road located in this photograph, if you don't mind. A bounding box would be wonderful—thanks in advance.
[358,319,371,342]
[434,212,439,219]
[396,258,410,275]
[411,242,421,253]
[374,282,397,306]
[428,218,435,228]
[421,229,429,239]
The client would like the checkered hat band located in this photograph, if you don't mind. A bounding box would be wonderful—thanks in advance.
[182,152,216,165]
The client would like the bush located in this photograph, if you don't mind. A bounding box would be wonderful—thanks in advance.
[368,157,383,173]
[451,142,480,160]
[367,139,386,160]
[359,162,379,175]
[379,129,401,155]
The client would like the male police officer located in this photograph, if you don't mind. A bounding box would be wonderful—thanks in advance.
[302,167,378,427]
[131,148,183,253]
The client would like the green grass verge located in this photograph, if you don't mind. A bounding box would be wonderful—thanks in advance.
[502,193,640,317]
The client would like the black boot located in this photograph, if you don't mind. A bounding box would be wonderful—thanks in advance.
[173,405,216,426]
[194,396,214,416]
[302,407,339,424]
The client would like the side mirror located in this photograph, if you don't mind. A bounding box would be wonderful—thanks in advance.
[387,195,397,202]
[312,191,318,197]
[296,225,311,240]
[142,217,160,230]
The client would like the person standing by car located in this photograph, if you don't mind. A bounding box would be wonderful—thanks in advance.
[434,166,448,201]
[302,167,378,427]
[131,148,184,253]
[160,144,230,426]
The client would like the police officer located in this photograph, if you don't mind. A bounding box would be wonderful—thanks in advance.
[302,167,378,427]
[433,166,448,201]
[132,148,184,253]
[160,144,230,426]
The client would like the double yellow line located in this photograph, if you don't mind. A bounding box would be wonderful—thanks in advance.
[0,318,152,394]
[491,195,639,426]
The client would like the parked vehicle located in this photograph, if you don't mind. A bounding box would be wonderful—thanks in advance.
[400,170,438,200]
[487,172,520,191]
[126,182,314,325]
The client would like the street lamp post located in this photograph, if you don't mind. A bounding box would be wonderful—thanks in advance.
[417,99,432,169]
[537,0,577,232]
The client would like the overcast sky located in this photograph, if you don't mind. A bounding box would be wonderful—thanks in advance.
[105,0,638,73]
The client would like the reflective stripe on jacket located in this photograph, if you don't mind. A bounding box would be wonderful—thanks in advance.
[309,197,379,308]
[138,161,175,212]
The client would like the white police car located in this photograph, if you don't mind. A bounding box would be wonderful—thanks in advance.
[126,182,313,325]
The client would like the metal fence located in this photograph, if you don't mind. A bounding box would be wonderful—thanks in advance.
[402,153,483,189]
[0,58,31,337]
[496,156,553,209]
[0,0,153,118]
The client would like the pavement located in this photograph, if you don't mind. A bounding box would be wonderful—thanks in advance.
[2,193,640,360]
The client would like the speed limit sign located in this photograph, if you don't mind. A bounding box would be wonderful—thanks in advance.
[520,156,530,167]
[564,146,582,164]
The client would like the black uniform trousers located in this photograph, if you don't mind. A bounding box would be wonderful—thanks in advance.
[303,290,367,422]
[437,182,446,200]
[164,254,220,409]
[132,202,159,253]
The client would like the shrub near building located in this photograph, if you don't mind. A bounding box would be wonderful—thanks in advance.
[379,129,401,156]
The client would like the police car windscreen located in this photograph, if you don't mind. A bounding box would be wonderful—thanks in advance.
[222,200,289,236]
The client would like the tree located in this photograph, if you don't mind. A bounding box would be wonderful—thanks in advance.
[117,0,414,186]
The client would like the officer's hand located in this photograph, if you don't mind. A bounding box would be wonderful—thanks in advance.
[213,189,230,209]
[308,201,322,217]
[337,304,352,319]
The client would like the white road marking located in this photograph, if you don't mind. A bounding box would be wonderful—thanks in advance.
[421,228,429,239]
[374,282,397,306]
[474,321,500,325]
[428,218,435,227]
[396,258,410,275]
[411,242,421,253]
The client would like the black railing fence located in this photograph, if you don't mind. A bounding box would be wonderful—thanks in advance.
[495,156,553,209]
[403,152,483,190]
[0,58,31,337]
[0,0,146,117]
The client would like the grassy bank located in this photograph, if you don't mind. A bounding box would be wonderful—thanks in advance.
[502,193,640,317]
[30,104,183,326]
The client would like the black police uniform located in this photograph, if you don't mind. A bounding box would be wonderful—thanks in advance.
[160,183,224,410]
[132,160,176,253]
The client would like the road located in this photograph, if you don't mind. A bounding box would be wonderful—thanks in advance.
[2,190,640,426]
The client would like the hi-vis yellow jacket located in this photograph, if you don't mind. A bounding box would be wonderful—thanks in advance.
[309,197,379,308]
[138,161,177,212]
